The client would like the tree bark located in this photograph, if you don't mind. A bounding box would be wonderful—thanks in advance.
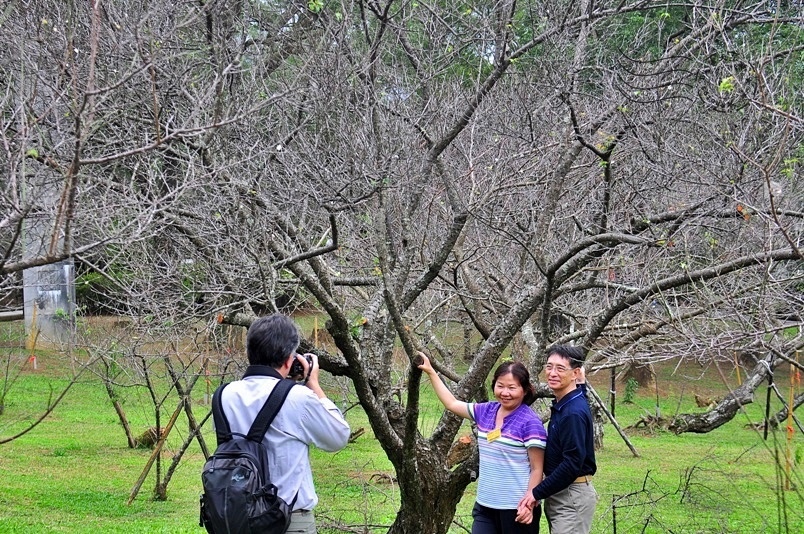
[106,381,136,449]
[388,439,475,534]
[669,358,773,434]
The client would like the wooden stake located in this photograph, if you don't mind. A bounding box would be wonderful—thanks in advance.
[127,399,185,504]
[586,382,639,457]
[786,350,799,490]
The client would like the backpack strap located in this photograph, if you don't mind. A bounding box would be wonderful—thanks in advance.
[246,379,296,442]
[211,383,233,445]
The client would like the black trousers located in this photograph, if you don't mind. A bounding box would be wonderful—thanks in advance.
[471,502,541,534]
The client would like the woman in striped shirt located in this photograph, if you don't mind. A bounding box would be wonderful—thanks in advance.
[418,353,547,533]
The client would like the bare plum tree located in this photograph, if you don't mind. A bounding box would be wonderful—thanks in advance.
[2,0,802,531]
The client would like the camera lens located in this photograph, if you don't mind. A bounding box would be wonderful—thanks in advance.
[289,353,313,379]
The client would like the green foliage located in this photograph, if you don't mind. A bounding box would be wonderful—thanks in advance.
[623,377,639,403]
[781,157,798,179]
[75,268,133,315]
[53,308,71,322]
[590,7,691,69]
[307,0,324,13]
[348,315,368,340]
[718,76,736,93]
[179,259,206,306]
[737,21,804,100]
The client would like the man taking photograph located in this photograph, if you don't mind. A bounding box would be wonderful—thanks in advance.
[219,314,351,533]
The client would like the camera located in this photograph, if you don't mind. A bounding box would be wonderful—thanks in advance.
[289,353,313,380]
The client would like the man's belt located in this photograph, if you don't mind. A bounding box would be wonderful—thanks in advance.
[573,475,593,484]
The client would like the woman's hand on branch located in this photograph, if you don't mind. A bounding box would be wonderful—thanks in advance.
[416,351,435,375]
[416,351,469,419]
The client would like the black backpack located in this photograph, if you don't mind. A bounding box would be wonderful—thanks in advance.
[200,378,297,534]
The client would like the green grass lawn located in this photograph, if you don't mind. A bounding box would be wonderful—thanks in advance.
[1,343,802,533]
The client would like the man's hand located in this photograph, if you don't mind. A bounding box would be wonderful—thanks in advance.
[299,353,327,399]
[576,365,586,385]
[518,493,538,516]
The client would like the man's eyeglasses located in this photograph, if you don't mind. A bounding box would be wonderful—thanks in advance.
[544,364,572,374]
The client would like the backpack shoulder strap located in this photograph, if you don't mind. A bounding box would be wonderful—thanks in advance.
[246,379,296,442]
[211,383,232,445]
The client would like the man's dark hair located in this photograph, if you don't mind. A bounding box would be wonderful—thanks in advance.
[546,344,586,369]
[246,314,300,367]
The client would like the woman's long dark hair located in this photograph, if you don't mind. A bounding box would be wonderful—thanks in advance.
[492,361,537,405]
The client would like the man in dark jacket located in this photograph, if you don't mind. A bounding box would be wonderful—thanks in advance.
[517,345,597,533]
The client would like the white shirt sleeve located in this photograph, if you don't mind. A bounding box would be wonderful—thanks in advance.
[296,391,351,451]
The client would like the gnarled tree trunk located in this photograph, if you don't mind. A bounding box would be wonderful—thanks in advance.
[388,441,475,534]
[669,358,773,434]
